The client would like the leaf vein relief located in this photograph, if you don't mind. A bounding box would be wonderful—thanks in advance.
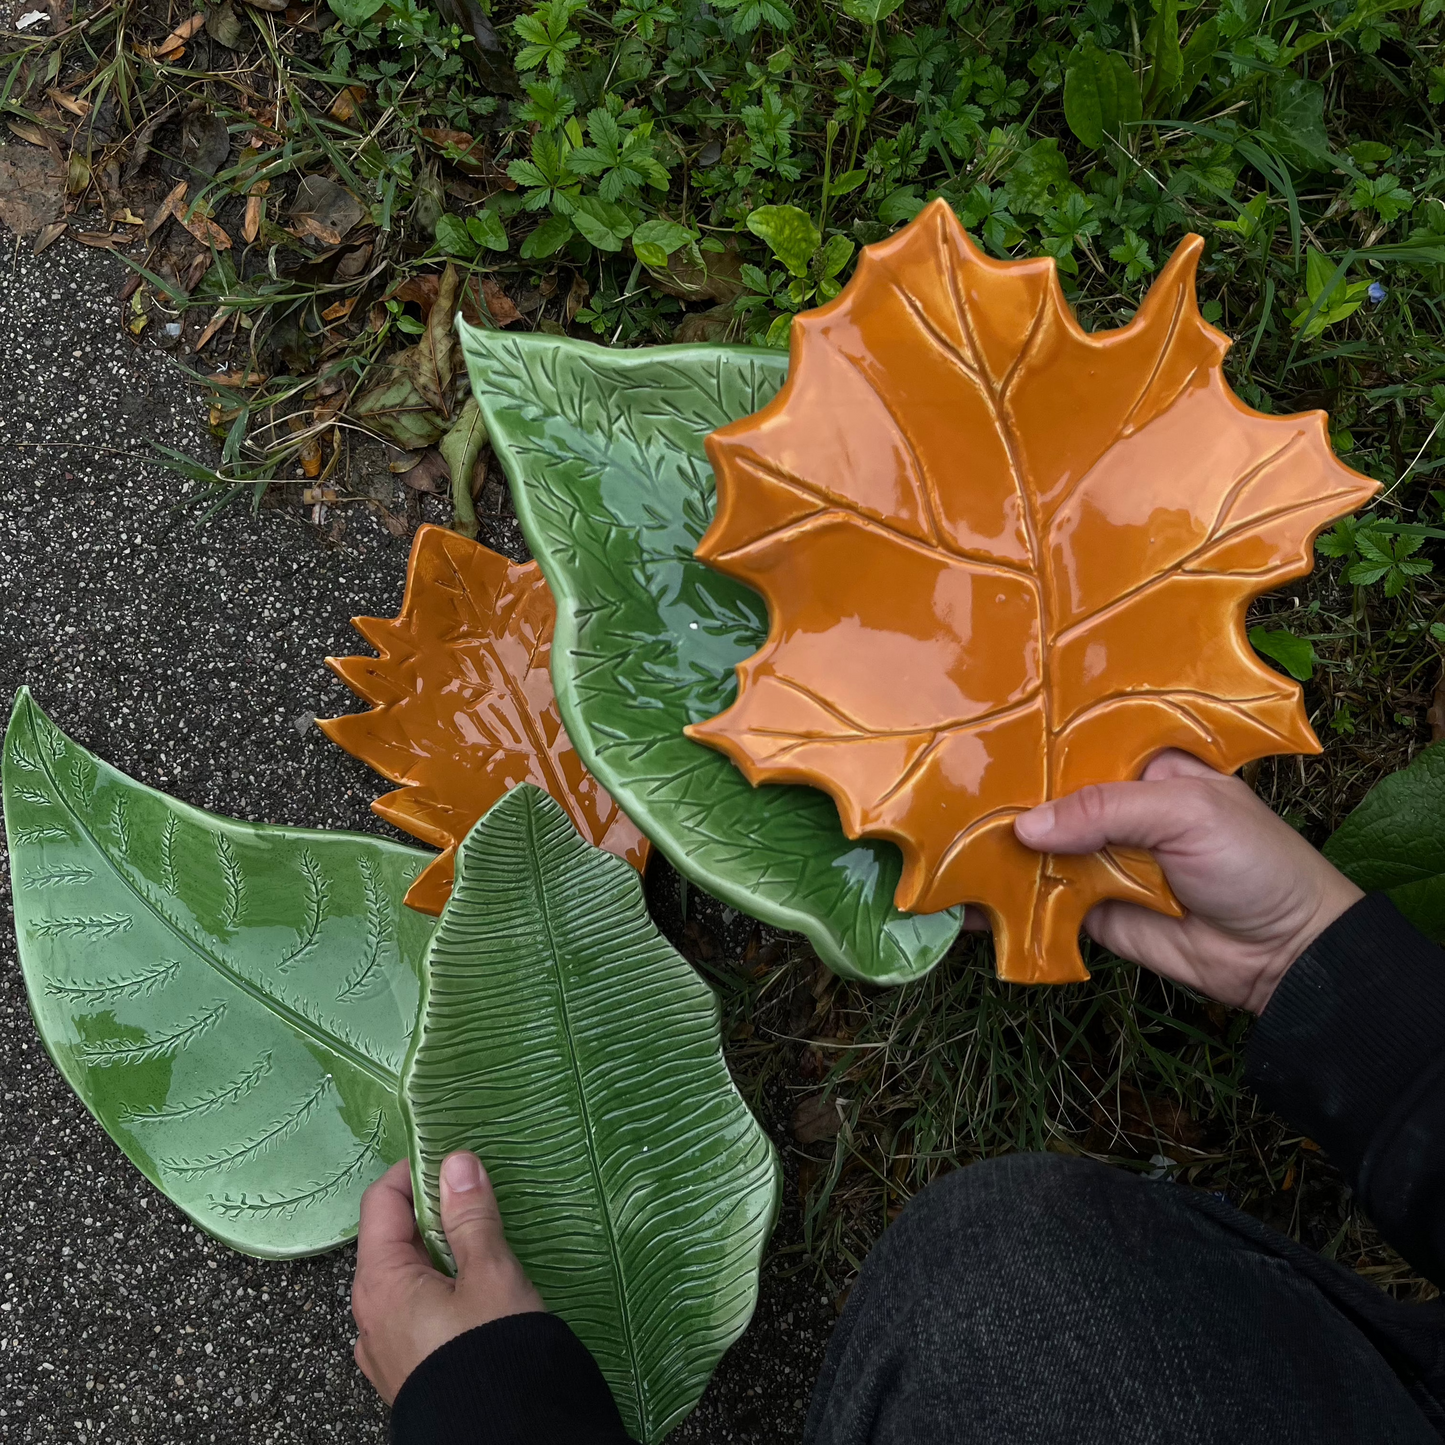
[690,199,1379,984]
[15,699,401,1092]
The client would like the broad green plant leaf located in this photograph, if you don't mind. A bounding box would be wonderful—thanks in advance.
[1248,626,1316,681]
[1325,740,1445,940]
[403,786,779,1442]
[837,0,903,24]
[1,690,432,1256]
[327,0,387,24]
[746,204,820,278]
[458,326,962,984]
[1063,39,1142,150]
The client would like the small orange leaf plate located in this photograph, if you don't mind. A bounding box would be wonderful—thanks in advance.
[320,524,649,914]
[686,199,1377,984]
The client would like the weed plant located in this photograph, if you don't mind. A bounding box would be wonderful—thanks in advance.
[4,0,1445,1295]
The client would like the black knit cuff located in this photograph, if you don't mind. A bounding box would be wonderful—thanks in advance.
[1245,892,1445,1177]
[390,1312,635,1445]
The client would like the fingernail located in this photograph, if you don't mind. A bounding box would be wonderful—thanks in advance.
[1015,803,1053,843]
[442,1152,483,1193]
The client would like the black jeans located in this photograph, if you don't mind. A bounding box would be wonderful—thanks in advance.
[805,1154,1445,1444]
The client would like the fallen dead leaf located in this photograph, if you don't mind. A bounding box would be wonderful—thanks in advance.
[46,88,89,117]
[420,126,489,175]
[181,214,231,249]
[565,272,589,323]
[242,192,265,243]
[480,277,522,327]
[329,85,367,123]
[72,231,125,247]
[398,449,449,493]
[321,296,358,323]
[31,219,65,254]
[141,12,204,57]
[211,370,267,386]
[195,307,232,351]
[147,179,188,238]
[791,1093,843,1145]
[290,214,341,247]
[0,145,63,237]
[6,120,60,158]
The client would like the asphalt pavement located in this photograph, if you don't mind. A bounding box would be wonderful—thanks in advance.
[0,234,828,1441]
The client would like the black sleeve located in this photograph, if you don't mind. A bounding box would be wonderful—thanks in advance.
[1245,892,1445,1286]
[390,1311,638,1445]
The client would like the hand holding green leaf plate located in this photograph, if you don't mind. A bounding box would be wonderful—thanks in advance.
[459,327,962,984]
[2,690,434,1256]
[404,785,779,1442]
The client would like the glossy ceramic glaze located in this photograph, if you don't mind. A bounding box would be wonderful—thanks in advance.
[2,689,433,1257]
[688,199,1379,983]
[459,324,963,985]
[319,524,648,915]
[403,787,779,1442]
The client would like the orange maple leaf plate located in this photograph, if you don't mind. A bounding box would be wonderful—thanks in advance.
[319,524,649,915]
[686,200,1376,984]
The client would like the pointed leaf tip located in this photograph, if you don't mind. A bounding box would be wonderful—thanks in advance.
[318,524,648,915]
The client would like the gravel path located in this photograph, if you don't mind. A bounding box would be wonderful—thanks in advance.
[0,236,829,1441]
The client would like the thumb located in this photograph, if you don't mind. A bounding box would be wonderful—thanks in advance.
[1015,779,1204,856]
[439,1151,508,1277]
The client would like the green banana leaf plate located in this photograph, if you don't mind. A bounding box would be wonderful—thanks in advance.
[2,689,434,1257]
[460,327,962,985]
[404,785,779,1442]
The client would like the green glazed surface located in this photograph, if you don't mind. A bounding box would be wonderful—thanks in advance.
[2,689,434,1257]
[403,785,780,1443]
[460,326,962,984]
[1325,735,1445,940]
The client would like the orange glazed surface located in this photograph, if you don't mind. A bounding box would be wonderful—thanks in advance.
[320,524,648,914]
[687,199,1377,984]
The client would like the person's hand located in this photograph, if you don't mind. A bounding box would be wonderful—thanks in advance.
[351,1152,545,1405]
[1012,749,1363,1013]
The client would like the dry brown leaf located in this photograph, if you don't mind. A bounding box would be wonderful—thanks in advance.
[211,370,267,386]
[321,295,358,323]
[194,307,232,351]
[143,12,204,56]
[690,199,1379,983]
[419,126,489,175]
[31,220,66,254]
[180,212,232,249]
[0,145,63,237]
[146,179,188,238]
[481,276,522,327]
[329,85,367,123]
[319,524,650,913]
[290,214,342,247]
[242,192,264,242]
[7,120,59,157]
[46,88,89,117]
[72,231,123,247]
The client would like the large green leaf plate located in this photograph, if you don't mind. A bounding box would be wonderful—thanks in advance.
[403,785,779,1442]
[1324,737,1445,940]
[460,327,962,984]
[2,689,434,1256]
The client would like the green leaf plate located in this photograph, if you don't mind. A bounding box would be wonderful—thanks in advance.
[1324,737,1445,940]
[460,327,962,984]
[403,785,780,1443]
[2,689,434,1257]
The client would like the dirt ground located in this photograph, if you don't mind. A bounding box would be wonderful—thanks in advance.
[0,216,832,1441]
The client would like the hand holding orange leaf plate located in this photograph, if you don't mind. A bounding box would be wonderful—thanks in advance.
[320,525,648,914]
[686,200,1376,984]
